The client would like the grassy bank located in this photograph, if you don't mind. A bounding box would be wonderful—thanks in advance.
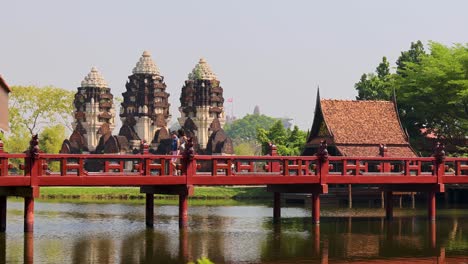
[37,186,272,201]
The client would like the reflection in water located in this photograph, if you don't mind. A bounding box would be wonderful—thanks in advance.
[2,201,468,263]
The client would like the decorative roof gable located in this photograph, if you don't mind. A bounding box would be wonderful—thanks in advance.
[0,75,11,93]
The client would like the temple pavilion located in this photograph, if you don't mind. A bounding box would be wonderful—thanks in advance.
[302,90,417,157]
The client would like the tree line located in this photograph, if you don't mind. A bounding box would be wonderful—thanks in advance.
[355,41,467,156]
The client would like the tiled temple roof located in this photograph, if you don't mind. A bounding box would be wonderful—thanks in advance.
[318,99,417,157]
[321,100,409,145]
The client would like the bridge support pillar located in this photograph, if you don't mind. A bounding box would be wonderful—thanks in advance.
[273,192,281,221]
[24,197,34,232]
[24,232,34,264]
[145,194,154,228]
[179,193,188,228]
[0,196,6,232]
[312,193,320,224]
[385,191,393,220]
[428,191,436,221]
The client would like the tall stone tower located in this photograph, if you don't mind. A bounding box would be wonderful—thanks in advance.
[179,58,226,149]
[119,51,171,147]
[73,67,115,152]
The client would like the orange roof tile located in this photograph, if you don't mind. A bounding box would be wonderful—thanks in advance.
[320,99,408,145]
[337,145,417,157]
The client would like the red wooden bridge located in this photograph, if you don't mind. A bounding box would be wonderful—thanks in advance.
[0,140,467,232]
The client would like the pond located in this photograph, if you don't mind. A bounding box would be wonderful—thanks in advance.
[2,200,468,263]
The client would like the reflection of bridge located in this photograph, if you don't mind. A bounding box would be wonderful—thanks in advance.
[0,140,467,232]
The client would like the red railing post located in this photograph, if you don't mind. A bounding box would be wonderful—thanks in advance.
[0,140,6,232]
[317,141,329,188]
[25,135,40,232]
[314,140,329,225]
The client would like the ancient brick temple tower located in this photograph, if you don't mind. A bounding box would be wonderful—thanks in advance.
[178,58,226,149]
[119,51,171,148]
[72,67,115,152]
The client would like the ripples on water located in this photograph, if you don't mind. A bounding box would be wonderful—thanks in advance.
[3,201,468,263]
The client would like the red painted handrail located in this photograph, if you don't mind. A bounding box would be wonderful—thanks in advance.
[0,151,466,186]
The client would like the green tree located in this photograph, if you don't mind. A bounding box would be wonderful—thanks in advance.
[376,56,390,78]
[354,41,467,155]
[9,86,74,135]
[396,40,426,75]
[234,141,258,156]
[257,121,307,156]
[224,114,278,142]
[355,57,393,100]
[39,124,67,171]
[396,42,468,143]
[39,124,66,153]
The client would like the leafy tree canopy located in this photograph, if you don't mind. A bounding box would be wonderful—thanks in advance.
[257,120,307,156]
[9,86,74,136]
[39,124,67,154]
[354,41,467,154]
[396,42,468,140]
[224,114,278,142]
[355,57,393,100]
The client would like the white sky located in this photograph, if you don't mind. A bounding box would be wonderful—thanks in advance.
[1,0,467,130]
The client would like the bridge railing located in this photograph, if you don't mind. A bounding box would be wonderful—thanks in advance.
[1,153,467,178]
[37,153,183,176]
[0,153,28,176]
[193,155,319,177]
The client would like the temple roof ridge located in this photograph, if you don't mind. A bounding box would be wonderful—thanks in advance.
[132,51,161,75]
[81,67,108,88]
[188,58,217,81]
[320,98,393,103]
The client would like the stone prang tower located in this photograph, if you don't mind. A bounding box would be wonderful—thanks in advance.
[72,67,115,152]
[178,58,226,149]
[119,51,171,148]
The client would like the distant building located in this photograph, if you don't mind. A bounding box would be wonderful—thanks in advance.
[303,91,416,157]
[0,75,11,132]
[178,58,226,149]
[253,105,260,115]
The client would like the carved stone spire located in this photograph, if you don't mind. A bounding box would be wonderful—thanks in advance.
[132,51,160,75]
[188,58,217,81]
[81,67,108,88]
[179,58,226,149]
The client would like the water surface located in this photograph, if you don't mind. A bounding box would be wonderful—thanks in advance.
[3,201,468,263]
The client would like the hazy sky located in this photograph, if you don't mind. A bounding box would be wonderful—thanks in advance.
[1,1,467,130]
